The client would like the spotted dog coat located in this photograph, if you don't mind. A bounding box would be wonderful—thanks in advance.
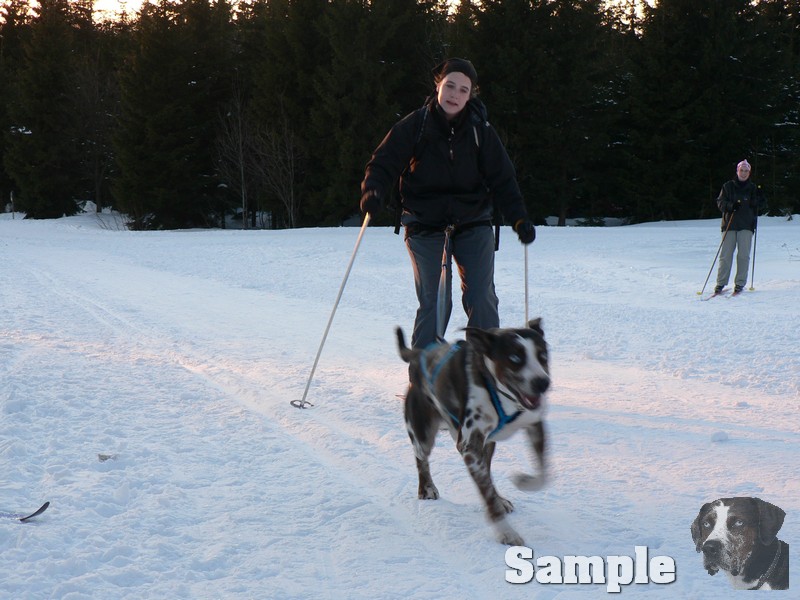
[691,497,789,590]
[396,319,550,546]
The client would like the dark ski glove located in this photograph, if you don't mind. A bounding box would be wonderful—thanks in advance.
[360,190,382,217]
[730,199,742,212]
[514,219,536,245]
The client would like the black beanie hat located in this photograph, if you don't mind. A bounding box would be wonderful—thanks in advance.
[432,58,478,86]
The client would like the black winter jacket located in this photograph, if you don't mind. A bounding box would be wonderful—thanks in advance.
[361,97,528,229]
[716,179,766,232]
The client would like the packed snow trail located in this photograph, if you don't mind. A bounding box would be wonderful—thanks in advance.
[1,213,797,599]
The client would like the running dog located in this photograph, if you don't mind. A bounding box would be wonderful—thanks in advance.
[691,497,789,590]
[396,319,550,546]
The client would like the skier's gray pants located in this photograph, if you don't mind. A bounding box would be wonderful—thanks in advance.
[716,229,753,289]
[405,225,498,348]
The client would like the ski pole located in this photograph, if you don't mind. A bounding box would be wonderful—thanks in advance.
[749,226,758,291]
[435,225,454,341]
[524,243,530,325]
[697,215,733,296]
[292,213,371,409]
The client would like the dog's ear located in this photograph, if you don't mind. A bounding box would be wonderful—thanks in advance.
[691,502,712,552]
[754,497,785,546]
[465,327,497,357]
[527,318,543,335]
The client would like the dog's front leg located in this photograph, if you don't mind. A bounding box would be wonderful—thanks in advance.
[405,388,441,500]
[484,441,514,513]
[415,456,439,500]
[512,421,547,492]
[461,432,523,546]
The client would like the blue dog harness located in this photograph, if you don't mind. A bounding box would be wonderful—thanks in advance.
[482,372,523,441]
[420,341,463,426]
[420,341,522,439]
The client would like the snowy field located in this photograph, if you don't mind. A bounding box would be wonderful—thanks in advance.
[1,210,798,599]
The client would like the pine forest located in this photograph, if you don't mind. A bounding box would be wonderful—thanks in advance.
[1,0,798,229]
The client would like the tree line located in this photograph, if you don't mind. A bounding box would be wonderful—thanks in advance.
[1,0,798,229]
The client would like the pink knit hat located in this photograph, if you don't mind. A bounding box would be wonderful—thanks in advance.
[737,160,751,171]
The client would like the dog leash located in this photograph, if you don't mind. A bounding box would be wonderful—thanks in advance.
[752,542,782,590]
[435,225,455,341]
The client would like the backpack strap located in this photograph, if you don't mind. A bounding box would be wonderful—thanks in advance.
[395,106,430,235]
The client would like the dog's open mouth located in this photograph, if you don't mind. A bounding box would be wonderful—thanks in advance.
[519,394,541,410]
[703,557,721,576]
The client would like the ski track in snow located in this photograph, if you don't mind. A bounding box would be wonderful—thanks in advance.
[1,213,798,599]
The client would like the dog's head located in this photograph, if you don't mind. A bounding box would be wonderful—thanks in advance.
[467,318,550,410]
[690,497,785,578]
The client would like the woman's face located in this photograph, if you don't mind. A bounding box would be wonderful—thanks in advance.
[436,72,472,119]
[737,165,751,181]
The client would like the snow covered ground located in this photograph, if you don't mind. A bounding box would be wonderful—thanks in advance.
[1,211,797,599]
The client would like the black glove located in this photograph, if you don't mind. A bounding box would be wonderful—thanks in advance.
[731,199,742,212]
[360,189,382,216]
[514,219,536,245]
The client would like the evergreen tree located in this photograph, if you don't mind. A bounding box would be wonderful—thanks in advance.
[628,0,765,222]
[0,0,31,211]
[3,0,82,218]
[752,0,800,216]
[307,0,436,224]
[113,2,183,228]
[70,16,127,211]
[3,0,797,227]
[249,0,438,226]
[473,0,619,225]
[446,0,480,59]
[248,0,329,227]
[113,0,234,229]
[600,1,647,224]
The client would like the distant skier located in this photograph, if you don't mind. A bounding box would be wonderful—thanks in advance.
[714,159,766,295]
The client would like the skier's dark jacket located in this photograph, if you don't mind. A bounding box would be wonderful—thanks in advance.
[716,178,767,232]
[361,96,528,230]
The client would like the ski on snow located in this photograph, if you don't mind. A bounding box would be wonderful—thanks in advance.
[702,288,748,300]
[701,288,728,301]
[0,501,50,522]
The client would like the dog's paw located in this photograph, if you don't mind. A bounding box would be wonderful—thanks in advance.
[497,496,515,514]
[512,472,546,492]
[418,484,440,500]
[496,522,524,546]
